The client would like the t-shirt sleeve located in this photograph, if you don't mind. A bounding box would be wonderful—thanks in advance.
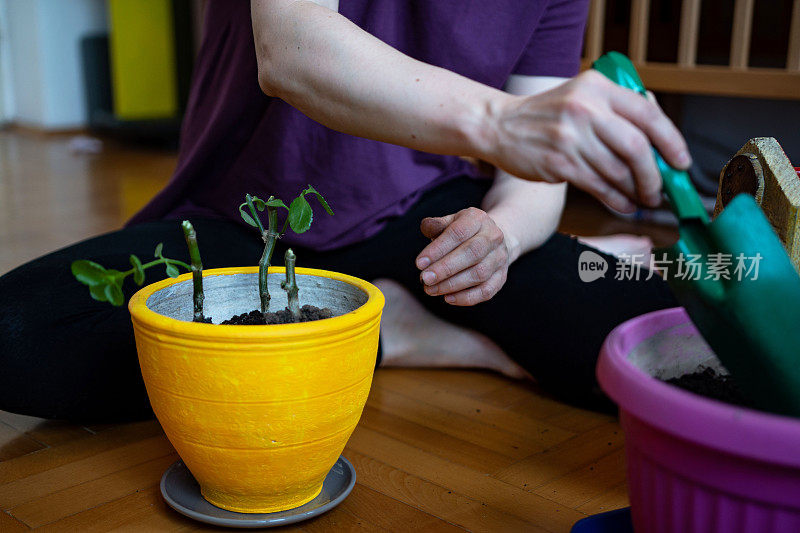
[512,0,590,78]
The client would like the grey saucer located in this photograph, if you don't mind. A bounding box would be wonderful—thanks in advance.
[160,456,356,528]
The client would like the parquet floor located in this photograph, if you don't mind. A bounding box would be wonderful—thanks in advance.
[0,129,672,531]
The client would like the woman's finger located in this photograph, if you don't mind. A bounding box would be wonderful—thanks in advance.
[606,84,691,170]
[578,132,636,201]
[443,270,507,306]
[420,214,455,240]
[424,247,507,295]
[422,230,495,286]
[593,112,662,207]
[417,208,483,269]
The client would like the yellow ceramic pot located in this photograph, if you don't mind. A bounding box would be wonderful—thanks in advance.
[128,266,383,513]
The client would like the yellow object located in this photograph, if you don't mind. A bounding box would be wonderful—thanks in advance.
[108,0,178,119]
[129,267,383,513]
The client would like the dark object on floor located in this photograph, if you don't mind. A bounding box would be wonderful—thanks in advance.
[665,367,752,407]
[222,305,334,325]
[571,507,633,533]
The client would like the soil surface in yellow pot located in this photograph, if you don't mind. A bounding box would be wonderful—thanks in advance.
[129,267,383,513]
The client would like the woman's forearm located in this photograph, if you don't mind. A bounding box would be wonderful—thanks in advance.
[251,0,504,159]
[252,1,691,212]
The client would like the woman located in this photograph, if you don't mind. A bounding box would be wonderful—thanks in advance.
[0,0,686,421]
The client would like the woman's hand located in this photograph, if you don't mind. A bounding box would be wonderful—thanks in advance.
[480,70,691,213]
[416,208,509,306]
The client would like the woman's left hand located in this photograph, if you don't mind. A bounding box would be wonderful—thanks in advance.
[416,207,510,306]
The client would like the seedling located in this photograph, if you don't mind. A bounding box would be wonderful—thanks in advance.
[71,220,207,323]
[71,242,190,307]
[239,185,333,319]
[182,220,206,322]
[281,248,299,321]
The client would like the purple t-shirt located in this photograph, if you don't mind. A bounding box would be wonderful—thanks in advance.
[129,0,588,251]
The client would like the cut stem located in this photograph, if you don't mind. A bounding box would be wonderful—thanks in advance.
[282,248,300,322]
[258,205,279,316]
[182,220,205,322]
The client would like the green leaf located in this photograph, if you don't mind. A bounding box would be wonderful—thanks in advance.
[89,282,109,302]
[252,197,266,211]
[165,263,180,278]
[71,260,108,286]
[104,282,124,306]
[239,203,258,227]
[288,195,313,234]
[154,243,164,258]
[130,255,145,285]
[306,185,334,216]
[265,198,288,210]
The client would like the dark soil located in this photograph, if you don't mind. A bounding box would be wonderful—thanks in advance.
[221,305,334,325]
[663,367,753,407]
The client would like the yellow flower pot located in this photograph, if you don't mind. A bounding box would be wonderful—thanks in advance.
[128,266,383,513]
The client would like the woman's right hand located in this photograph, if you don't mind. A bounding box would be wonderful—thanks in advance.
[478,70,691,213]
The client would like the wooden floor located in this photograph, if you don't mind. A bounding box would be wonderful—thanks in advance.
[0,130,673,532]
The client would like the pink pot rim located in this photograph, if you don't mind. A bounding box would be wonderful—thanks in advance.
[598,306,800,468]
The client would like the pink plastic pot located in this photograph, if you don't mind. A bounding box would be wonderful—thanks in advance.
[598,307,800,533]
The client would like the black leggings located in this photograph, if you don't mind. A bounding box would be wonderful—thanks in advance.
[0,178,676,422]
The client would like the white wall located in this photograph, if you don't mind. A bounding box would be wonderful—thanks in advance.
[2,0,107,129]
[0,0,15,124]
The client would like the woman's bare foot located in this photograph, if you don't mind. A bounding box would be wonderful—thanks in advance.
[373,278,530,379]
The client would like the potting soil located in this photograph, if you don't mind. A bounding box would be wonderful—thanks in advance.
[663,367,752,407]
[221,305,334,325]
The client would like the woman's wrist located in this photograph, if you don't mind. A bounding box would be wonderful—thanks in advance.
[484,207,524,264]
[460,90,516,162]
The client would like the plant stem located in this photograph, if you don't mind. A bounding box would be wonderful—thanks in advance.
[245,194,266,234]
[282,248,300,322]
[258,206,280,316]
[118,258,190,280]
[182,220,205,322]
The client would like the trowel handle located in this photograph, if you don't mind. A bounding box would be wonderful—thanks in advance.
[592,52,709,223]
[654,151,709,223]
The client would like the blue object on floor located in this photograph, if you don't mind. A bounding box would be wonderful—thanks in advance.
[571,507,633,533]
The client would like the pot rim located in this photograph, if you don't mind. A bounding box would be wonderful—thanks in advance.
[128,266,384,340]
[597,306,800,468]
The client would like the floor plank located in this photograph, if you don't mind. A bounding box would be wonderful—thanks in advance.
[0,423,45,463]
[347,425,586,532]
[0,430,170,508]
[374,370,578,440]
[0,412,94,447]
[346,450,541,533]
[576,482,630,516]
[532,448,627,509]
[337,484,463,532]
[0,510,29,532]
[0,421,163,487]
[493,422,625,489]
[366,387,563,461]
[358,405,515,473]
[10,454,178,528]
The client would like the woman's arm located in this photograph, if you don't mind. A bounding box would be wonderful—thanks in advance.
[251,0,499,159]
[251,0,690,212]
[482,75,568,263]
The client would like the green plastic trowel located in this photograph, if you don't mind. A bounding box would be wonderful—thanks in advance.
[593,52,800,417]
